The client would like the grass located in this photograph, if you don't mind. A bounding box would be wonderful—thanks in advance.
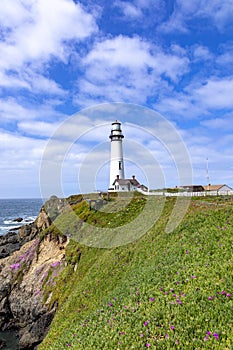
[38,195,233,349]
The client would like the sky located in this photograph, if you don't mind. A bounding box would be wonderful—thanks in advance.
[1,0,233,198]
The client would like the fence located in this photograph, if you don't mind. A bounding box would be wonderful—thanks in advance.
[137,188,233,197]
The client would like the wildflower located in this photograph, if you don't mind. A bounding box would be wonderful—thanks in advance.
[67,343,71,347]
[51,261,60,268]
[149,297,155,302]
[175,340,179,345]
[185,250,189,254]
[221,291,226,295]
[145,343,151,347]
[108,302,113,307]
[143,320,150,327]
[208,297,213,300]
[10,263,21,270]
[213,333,219,340]
[206,331,211,336]
[204,336,209,342]
[170,326,175,330]
[165,334,169,339]
[190,275,196,278]
[123,305,127,309]
[226,293,231,298]
[119,331,125,335]
[139,333,143,338]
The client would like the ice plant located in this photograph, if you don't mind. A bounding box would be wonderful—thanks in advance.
[10,263,21,270]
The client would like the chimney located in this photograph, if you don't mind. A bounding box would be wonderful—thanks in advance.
[132,175,135,179]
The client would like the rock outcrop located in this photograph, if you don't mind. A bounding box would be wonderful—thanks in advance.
[0,196,69,349]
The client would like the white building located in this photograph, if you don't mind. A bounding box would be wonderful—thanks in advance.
[112,175,141,192]
[203,184,233,194]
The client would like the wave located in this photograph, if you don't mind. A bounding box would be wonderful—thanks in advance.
[3,216,36,225]
[0,225,20,235]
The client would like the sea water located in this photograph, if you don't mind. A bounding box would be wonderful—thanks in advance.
[0,198,44,236]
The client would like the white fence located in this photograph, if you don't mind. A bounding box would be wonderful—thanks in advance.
[137,188,233,197]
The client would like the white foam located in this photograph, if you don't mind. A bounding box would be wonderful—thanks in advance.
[0,225,20,231]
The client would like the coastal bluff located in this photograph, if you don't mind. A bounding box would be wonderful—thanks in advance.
[0,196,68,349]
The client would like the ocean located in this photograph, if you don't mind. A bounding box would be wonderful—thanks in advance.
[0,198,44,236]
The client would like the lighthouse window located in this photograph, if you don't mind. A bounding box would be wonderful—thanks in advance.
[119,161,122,170]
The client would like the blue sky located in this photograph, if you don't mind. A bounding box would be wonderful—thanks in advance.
[1,0,233,198]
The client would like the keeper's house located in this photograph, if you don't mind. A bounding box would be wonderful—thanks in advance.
[203,184,233,194]
[111,175,148,192]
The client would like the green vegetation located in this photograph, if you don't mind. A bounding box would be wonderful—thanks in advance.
[39,195,233,349]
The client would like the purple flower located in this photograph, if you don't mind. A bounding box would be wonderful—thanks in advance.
[213,333,219,340]
[185,250,189,254]
[149,297,155,302]
[67,343,71,347]
[108,302,113,307]
[51,261,60,268]
[221,291,226,295]
[190,275,196,278]
[206,331,211,336]
[208,296,213,300]
[204,336,209,342]
[145,343,151,347]
[139,333,143,338]
[10,263,21,270]
[170,326,175,330]
[175,340,179,345]
[226,293,231,298]
[119,331,125,335]
[165,334,169,339]
[143,320,150,327]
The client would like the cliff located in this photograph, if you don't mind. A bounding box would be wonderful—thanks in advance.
[1,195,233,349]
[0,197,68,349]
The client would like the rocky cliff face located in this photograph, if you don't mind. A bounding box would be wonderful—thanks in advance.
[0,198,68,349]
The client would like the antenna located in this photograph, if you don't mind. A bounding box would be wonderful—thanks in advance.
[206,158,210,185]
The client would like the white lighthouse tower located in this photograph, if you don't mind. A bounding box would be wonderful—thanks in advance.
[109,120,125,189]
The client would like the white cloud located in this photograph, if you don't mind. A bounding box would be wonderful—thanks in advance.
[155,76,233,120]
[114,1,142,18]
[160,0,233,34]
[0,97,67,123]
[75,35,189,106]
[191,77,233,109]
[193,45,213,61]
[0,0,98,94]
[18,121,60,137]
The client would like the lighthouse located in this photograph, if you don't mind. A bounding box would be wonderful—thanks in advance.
[109,120,125,189]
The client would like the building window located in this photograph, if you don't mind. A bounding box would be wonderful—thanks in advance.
[119,161,122,170]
